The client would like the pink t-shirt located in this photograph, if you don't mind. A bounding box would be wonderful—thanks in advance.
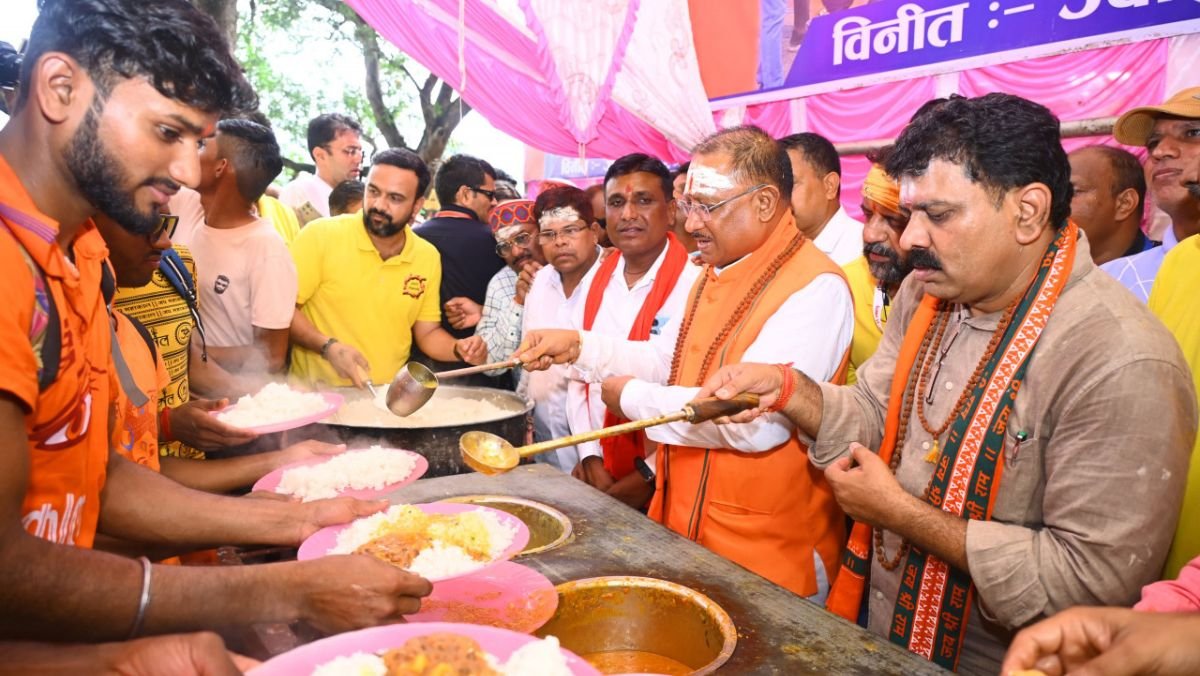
[188,216,298,348]
[1136,555,1200,612]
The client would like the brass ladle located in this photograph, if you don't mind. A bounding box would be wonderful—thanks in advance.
[460,393,761,475]
[385,358,523,416]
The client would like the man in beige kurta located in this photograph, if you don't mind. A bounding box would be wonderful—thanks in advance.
[698,94,1197,675]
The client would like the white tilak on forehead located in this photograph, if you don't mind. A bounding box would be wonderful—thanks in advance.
[899,176,919,208]
[685,165,736,195]
[539,206,581,228]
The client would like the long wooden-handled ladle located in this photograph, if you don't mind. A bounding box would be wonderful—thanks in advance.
[385,358,524,416]
[460,393,761,475]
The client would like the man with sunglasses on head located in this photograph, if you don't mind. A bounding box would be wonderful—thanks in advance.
[278,113,363,225]
[415,154,506,385]
[517,127,854,601]
[475,199,546,391]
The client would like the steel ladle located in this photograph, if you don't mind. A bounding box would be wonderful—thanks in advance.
[385,358,524,416]
[460,393,761,475]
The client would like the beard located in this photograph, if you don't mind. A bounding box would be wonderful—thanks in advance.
[63,102,170,235]
[863,241,913,286]
[363,206,412,237]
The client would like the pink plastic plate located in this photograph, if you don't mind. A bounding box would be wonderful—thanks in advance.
[210,391,344,434]
[248,622,600,676]
[251,447,429,499]
[407,560,558,634]
[297,502,531,583]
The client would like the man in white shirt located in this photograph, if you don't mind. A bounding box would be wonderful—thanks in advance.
[567,154,701,508]
[518,126,854,599]
[522,185,603,472]
[781,132,864,265]
[190,119,297,374]
[278,113,363,224]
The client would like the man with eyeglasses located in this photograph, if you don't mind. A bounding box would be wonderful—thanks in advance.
[278,113,364,225]
[522,185,605,472]
[475,199,546,391]
[414,154,506,385]
[517,127,854,600]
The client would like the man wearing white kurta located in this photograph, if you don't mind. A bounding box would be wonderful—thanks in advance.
[565,155,701,507]
[522,187,604,472]
[781,132,864,265]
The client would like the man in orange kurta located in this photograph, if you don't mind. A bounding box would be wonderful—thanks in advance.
[519,126,854,599]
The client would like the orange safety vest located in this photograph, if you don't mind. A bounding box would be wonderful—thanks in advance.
[648,212,849,597]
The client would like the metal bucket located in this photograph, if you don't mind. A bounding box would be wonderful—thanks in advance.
[306,385,532,477]
[536,576,737,675]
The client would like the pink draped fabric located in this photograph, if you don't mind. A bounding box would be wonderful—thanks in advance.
[519,0,641,145]
[806,77,939,218]
[346,0,687,160]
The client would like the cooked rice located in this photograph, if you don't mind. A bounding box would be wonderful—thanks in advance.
[308,637,571,675]
[217,382,329,428]
[331,504,517,579]
[310,651,386,676]
[332,387,511,428]
[275,446,418,502]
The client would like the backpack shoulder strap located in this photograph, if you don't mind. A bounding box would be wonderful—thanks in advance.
[0,219,61,391]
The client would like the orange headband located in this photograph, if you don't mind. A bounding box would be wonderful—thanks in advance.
[862,163,901,215]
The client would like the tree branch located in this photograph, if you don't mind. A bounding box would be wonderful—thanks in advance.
[356,24,405,149]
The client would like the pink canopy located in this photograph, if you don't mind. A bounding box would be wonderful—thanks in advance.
[345,0,714,162]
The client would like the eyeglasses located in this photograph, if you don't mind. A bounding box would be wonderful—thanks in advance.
[471,186,498,201]
[151,214,179,240]
[495,231,534,256]
[677,183,768,223]
[537,223,589,245]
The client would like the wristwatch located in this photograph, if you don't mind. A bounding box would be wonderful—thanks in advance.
[320,337,338,358]
[633,456,655,484]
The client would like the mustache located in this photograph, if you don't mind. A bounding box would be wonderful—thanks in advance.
[144,177,181,195]
[908,247,943,271]
[863,241,901,264]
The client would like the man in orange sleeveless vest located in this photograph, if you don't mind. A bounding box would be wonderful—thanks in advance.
[519,126,854,600]
[0,0,430,645]
[696,94,1196,674]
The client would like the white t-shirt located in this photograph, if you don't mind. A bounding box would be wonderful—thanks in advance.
[813,206,866,266]
[278,172,333,222]
[522,250,602,473]
[189,217,298,348]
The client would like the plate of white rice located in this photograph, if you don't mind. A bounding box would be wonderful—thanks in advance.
[298,502,530,582]
[252,446,429,502]
[213,383,343,434]
[247,622,599,676]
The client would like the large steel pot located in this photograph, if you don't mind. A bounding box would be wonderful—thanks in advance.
[304,385,531,477]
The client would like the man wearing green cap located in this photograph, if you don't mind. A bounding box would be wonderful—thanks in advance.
[1102,86,1200,302]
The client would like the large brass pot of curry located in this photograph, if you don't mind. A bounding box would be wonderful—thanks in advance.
[536,576,736,675]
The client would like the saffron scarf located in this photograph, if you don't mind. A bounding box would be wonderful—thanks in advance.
[826,222,1078,670]
[582,234,690,479]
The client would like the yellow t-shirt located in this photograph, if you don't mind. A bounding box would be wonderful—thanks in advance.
[112,246,204,459]
[1148,234,1200,578]
[289,213,443,387]
[842,256,885,385]
[258,195,301,247]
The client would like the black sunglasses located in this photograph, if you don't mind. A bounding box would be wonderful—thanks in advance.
[471,186,498,201]
[152,214,179,240]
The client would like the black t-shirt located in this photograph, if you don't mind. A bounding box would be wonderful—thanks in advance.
[413,205,505,339]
